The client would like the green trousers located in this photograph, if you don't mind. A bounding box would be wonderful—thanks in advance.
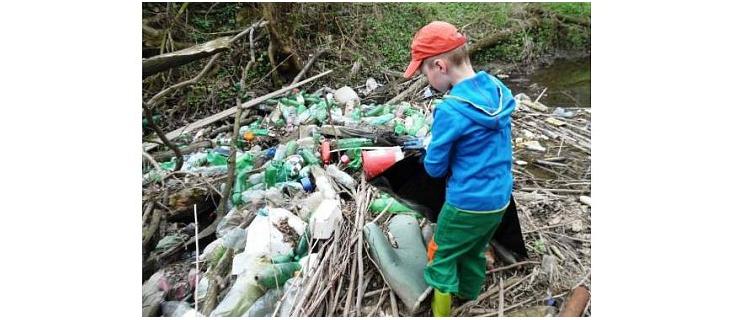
[424,202,505,300]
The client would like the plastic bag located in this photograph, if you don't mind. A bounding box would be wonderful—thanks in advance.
[240,208,307,261]
[153,234,187,254]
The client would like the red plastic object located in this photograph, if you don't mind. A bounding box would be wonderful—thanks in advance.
[321,140,331,164]
[362,147,404,180]
[340,154,350,164]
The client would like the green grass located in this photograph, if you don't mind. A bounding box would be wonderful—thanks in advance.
[357,2,590,70]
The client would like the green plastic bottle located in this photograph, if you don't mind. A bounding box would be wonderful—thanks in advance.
[394,121,406,135]
[285,140,298,157]
[365,113,395,126]
[299,149,321,166]
[249,128,269,136]
[407,113,426,136]
[351,106,362,122]
[335,138,372,149]
[346,149,362,170]
[207,151,228,166]
[296,103,307,115]
[295,231,310,258]
[265,160,283,187]
[254,262,302,289]
[279,98,300,107]
[369,197,416,214]
[365,105,385,117]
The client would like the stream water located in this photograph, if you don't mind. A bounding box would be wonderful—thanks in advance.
[504,56,591,108]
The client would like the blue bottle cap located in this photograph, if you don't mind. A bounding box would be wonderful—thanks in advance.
[300,177,314,192]
[265,147,277,159]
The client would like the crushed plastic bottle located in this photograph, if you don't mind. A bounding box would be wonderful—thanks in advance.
[326,165,356,191]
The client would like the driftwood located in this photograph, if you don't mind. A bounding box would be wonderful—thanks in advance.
[142,21,267,78]
[386,76,428,105]
[143,37,231,78]
[528,6,591,28]
[559,285,590,316]
[144,69,332,151]
[468,18,540,56]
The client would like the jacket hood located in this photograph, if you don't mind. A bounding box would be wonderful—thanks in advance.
[443,71,515,129]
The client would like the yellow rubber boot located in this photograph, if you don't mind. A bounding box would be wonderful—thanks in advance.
[432,289,452,317]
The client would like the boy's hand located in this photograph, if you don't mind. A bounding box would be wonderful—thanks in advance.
[403,136,431,150]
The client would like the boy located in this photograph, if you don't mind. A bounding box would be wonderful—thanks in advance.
[403,21,516,316]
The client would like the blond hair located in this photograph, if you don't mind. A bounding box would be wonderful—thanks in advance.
[424,44,471,68]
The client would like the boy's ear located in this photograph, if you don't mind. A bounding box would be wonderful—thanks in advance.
[434,59,448,73]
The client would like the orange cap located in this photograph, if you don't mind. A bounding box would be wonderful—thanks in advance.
[403,21,467,79]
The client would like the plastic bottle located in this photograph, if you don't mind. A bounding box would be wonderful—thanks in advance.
[207,150,229,166]
[394,121,406,135]
[346,149,362,170]
[242,287,284,317]
[279,97,301,107]
[351,106,362,122]
[241,189,266,204]
[296,137,315,149]
[254,262,302,289]
[248,172,263,185]
[364,113,395,126]
[407,113,426,136]
[265,160,284,187]
[274,144,287,161]
[326,165,356,190]
[369,196,416,214]
[299,149,321,166]
[365,104,385,117]
[249,128,270,136]
[285,140,298,157]
[335,138,372,149]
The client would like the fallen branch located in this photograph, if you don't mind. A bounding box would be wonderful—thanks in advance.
[216,101,243,218]
[386,76,427,105]
[559,285,590,316]
[142,21,267,78]
[467,18,540,56]
[528,6,591,28]
[145,69,332,151]
[146,52,222,107]
[142,208,161,251]
[488,260,541,273]
[144,103,183,171]
[290,49,326,85]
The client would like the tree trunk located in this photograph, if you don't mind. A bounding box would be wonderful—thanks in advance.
[260,3,303,86]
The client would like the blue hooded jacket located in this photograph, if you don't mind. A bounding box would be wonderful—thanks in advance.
[424,71,515,212]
